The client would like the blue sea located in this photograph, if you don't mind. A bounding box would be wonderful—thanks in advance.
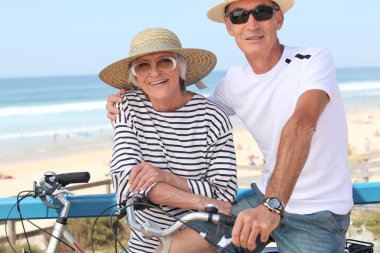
[0,68,379,151]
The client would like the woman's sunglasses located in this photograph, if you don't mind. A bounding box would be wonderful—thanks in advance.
[226,5,278,24]
[131,57,177,77]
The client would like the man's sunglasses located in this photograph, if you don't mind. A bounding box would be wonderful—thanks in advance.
[226,5,278,24]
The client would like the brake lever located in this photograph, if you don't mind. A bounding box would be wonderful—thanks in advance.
[34,180,73,209]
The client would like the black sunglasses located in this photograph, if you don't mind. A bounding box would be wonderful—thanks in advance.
[227,5,278,24]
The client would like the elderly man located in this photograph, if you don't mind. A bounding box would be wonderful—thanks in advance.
[106,0,352,252]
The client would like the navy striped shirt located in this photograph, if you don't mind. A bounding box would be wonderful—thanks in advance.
[110,90,237,252]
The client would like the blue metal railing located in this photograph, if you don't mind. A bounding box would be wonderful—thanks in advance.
[1,182,380,221]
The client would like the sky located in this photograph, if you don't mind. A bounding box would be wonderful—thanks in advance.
[1,0,379,78]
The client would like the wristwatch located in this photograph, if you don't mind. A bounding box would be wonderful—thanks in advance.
[261,197,285,217]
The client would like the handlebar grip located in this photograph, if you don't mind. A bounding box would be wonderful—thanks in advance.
[55,172,90,186]
[223,215,236,226]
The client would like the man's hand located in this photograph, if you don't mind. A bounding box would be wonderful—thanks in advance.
[106,89,126,121]
[129,162,168,192]
[231,205,280,250]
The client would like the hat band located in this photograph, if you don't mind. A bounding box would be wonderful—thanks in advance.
[130,44,182,57]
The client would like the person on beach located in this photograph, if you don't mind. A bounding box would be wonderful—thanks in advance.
[99,27,237,252]
[0,173,14,180]
[105,0,352,252]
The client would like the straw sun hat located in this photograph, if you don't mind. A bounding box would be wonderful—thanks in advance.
[207,0,294,23]
[99,28,216,90]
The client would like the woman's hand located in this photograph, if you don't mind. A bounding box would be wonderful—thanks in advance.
[106,89,126,121]
[129,162,168,192]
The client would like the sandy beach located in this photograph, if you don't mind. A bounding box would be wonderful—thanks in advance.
[1,108,380,198]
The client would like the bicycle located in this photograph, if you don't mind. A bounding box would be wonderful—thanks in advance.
[5,171,91,253]
[5,172,375,253]
[122,195,375,253]
[8,172,236,253]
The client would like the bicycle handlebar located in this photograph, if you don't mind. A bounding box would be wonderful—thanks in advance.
[34,171,90,209]
[44,172,90,187]
[125,195,236,239]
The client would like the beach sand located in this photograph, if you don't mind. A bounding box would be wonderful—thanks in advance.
[1,108,380,198]
[346,109,380,157]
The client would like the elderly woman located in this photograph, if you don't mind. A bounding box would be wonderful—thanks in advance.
[99,27,237,252]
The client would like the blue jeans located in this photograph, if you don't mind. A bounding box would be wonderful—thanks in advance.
[189,183,350,253]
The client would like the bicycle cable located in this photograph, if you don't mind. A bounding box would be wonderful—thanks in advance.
[110,211,117,253]
[14,191,76,252]
[16,191,35,253]
[90,203,121,253]
[5,192,32,253]
[109,209,128,253]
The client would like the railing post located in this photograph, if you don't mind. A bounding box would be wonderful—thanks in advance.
[7,220,16,245]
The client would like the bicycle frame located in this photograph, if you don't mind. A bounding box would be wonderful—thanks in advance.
[47,222,85,253]
[46,194,86,253]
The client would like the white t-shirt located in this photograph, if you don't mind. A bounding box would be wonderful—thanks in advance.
[209,46,353,215]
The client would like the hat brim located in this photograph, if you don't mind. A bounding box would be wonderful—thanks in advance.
[99,48,216,90]
[207,0,294,23]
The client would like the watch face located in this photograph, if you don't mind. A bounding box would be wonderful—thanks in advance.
[269,198,280,209]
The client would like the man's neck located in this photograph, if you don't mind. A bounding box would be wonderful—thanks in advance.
[246,43,284,74]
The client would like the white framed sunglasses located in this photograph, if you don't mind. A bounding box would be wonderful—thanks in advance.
[131,56,177,77]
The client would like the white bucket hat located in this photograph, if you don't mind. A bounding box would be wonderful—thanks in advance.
[99,28,216,90]
[207,0,294,23]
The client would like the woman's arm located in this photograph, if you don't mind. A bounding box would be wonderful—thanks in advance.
[130,131,237,205]
[129,162,191,193]
[147,182,232,215]
[187,129,237,204]
[133,107,237,206]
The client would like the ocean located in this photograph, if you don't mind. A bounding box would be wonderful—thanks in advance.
[0,67,380,153]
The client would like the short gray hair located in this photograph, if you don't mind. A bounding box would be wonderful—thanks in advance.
[128,54,187,92]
